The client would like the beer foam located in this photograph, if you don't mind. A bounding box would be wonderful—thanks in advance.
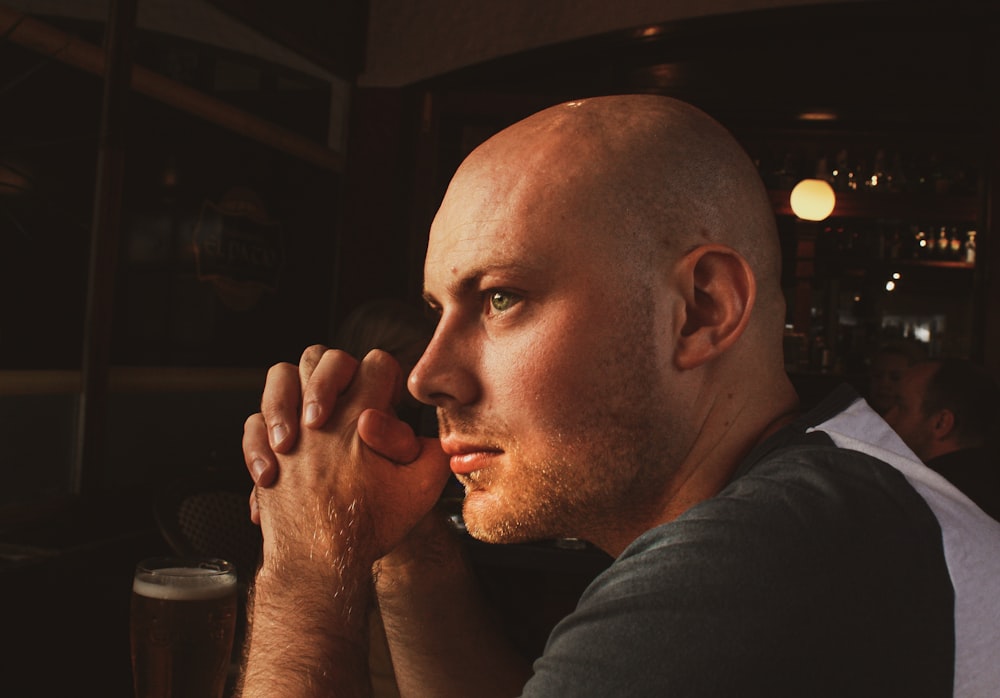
[133,567,237,601]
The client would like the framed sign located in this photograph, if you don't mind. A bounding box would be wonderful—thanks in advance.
[193,187,284,310]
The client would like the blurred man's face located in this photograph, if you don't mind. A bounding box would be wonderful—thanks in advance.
[869,352,912,415]
[883,362,938,461]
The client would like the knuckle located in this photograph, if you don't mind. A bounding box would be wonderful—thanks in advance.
[244,412,263,431]
[266,361,295,381]
[301,344,331,366]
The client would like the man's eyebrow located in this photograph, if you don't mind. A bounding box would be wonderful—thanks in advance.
[424,261,541,307]
[421,275,480,312]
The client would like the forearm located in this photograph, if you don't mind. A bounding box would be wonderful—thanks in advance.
[238,348,456,696]
[376,515,533,698]
[237,564,374,698]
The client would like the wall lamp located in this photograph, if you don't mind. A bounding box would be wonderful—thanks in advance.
[789,179,836,221]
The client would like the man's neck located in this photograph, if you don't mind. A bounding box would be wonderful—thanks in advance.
[598,379,801,557]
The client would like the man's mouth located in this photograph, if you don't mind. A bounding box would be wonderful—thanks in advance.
[440,438,504,476]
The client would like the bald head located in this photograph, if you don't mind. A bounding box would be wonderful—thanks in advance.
[416,95,799,547]
[436,95,786,368]
[457,95,781,291]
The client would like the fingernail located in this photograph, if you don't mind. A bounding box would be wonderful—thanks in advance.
[250,458,267,483]
[304,402,320,425]
[271,424,288,446]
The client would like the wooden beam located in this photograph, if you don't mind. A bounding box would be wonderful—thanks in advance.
[74,0,137,495]
[0,4,344,172]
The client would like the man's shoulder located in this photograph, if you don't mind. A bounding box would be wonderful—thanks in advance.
[536,423,956,697]
[600,419,948,609]
[927,447,994,472]
[627,437,934,563]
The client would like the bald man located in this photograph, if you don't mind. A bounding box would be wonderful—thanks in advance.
[238,95,1000,697]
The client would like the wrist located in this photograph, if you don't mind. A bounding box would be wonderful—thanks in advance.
[240,563,374,696]
[251,532,378,648]
[375,510,466,598]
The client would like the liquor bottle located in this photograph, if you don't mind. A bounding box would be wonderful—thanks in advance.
[832,149,857,191]
[935,227,949,259]
[948,227,963,260]
[865,149,889,191]
[964,230,977,264]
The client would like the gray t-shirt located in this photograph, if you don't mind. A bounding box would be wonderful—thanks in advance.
[522,386,1000,697]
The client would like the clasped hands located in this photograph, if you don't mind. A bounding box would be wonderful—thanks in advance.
[242,345,452,574]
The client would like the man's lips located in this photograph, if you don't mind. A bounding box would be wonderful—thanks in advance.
[441,440,503,475]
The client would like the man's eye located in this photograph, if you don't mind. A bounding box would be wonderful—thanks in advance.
[488,290,520,314]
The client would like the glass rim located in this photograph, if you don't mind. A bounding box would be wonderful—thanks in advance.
[134,556,236,577]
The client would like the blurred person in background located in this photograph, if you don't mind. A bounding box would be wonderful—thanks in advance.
[865,340,926,415]
[335,297,437,436]
[884,357,1000,521]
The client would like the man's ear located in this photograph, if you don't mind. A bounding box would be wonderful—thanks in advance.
[930,408,956,441]
[674,244,756,371]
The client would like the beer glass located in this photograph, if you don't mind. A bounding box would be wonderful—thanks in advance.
[130,557,238,698]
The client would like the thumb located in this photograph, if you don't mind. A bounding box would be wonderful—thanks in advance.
[388,436,452,508]
[369,436,453,556]
[357,408,423,464]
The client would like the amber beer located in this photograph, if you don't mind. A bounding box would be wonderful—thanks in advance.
[130,558,238,698]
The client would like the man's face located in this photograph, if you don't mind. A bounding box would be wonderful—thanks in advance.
[883,362,937,461]
[868,352,911,414]
[408,150,686,549]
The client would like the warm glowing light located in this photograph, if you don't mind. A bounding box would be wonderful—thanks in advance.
[789,179,836,221]
[892,272,901,280]
[797,111,838,121]
[885,280,896,292]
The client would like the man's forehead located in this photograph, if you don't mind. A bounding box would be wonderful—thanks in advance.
[421,127,635,296]
[908,362,938,385]
[425,179,575,275]
[424,219,550,288]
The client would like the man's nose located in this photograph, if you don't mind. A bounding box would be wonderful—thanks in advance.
[408,322,479,408]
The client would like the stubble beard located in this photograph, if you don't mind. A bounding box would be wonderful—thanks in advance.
[446,289,678,547]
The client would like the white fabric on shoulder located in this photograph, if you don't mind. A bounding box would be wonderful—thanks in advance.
[808,396,1000,698]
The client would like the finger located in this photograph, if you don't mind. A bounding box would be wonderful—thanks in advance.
[402,437,453,505]
[301,349,360,428]
[243,413,278,487]
[357,408,422,464]
[375,437,453,550]
[261,362,302,453]
[298,344,329,386]
[341,349,404,416]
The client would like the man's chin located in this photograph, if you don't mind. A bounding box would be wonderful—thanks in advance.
[462,502,548,546]
[465,524,541,546]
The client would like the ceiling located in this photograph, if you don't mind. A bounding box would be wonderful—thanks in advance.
[0,0,369,81]
[5,1,984,91]
[2,0,893,88]
[204,0,368,80]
